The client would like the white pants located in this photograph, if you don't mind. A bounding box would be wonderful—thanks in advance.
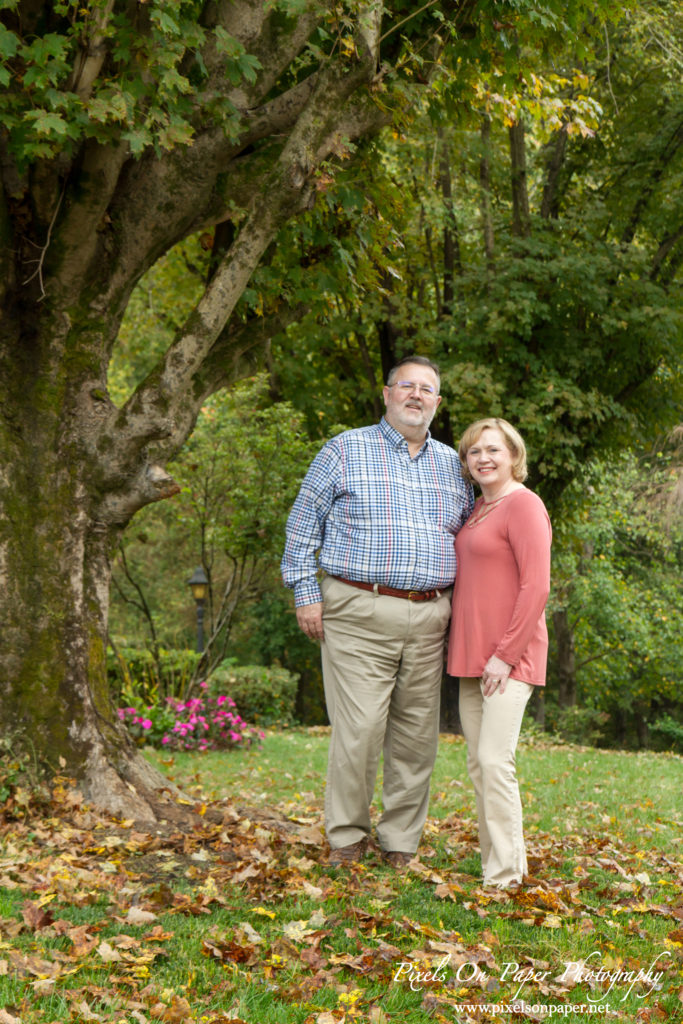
[459,676,534,886]
[320,575,452,853]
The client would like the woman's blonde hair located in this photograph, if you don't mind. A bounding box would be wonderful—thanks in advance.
[458,417,528,484]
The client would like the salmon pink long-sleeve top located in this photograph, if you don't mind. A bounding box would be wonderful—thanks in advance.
[447,487,552,686]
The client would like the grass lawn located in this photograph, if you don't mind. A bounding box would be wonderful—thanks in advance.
[0,727,681,1023]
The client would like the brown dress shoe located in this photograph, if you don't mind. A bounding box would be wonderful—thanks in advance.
[328,837,368,865]
[382,850,414,868]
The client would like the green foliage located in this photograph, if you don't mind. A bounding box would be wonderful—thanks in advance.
[109,238,208,404]
[0,0,263,166]
[550,706,611,747]
[0,738,32,805]
[107,644,201,706]
[548,442,683,749]
[231,590,327,725]
[650,714,683,752]
[47,0,679,748]
[108,375,318,667]
[207,662,299,727]
[266,2,682,474]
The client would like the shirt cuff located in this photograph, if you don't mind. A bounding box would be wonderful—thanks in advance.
[294,580,323,607]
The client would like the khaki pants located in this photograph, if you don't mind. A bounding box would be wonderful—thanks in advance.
[320,575,452,853]
[459,677,534,886]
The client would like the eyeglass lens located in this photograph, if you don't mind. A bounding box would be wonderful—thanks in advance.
[394,381,435,395]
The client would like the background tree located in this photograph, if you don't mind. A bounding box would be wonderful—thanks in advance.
[268,0,683,474]
[548,432,683,749]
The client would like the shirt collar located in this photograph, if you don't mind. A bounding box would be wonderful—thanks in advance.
[379,416,431,454]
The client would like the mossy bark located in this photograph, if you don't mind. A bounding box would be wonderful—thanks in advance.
[0,317,187,821]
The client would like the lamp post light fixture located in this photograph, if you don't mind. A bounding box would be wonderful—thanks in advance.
[187,565,209,653]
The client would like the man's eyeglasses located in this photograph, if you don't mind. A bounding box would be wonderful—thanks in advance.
[390,381,437,396]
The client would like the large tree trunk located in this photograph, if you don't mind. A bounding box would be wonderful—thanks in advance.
[552,608,577,710]
[0,318,186,821]
[509,119,531,238]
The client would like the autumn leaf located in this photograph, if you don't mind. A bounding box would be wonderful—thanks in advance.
[21,899,54,930]
[126,906,157,925]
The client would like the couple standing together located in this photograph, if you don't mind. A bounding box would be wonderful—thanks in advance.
[281,356,552,888]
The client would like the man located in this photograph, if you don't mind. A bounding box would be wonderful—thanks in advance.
[281,356,473,866]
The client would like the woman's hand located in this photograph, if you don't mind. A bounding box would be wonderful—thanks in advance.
[481,655,513,696]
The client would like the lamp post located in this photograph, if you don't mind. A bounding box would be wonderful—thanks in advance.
[187,566,209,653]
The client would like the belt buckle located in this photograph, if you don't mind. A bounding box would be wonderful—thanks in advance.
[408,590,421,601]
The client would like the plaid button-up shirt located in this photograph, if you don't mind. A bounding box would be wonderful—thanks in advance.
[281,418,474,606]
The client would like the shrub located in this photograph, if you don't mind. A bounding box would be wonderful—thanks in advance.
[118,683,264,752]
[207,662,299,727]
[108,645,202,704]
[549,705,610,747]
[650,714,683,753]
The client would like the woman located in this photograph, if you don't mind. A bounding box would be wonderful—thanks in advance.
[447,418,551,888]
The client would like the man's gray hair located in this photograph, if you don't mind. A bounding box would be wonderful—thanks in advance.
[386,355,441,390]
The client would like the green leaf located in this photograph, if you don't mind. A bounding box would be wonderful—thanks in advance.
[22,109,73,138]
[0,23,19,59]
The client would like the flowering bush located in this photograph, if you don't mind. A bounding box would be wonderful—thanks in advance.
[118,683,265,751]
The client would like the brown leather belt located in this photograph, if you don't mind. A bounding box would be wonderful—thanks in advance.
[331,575,442,602]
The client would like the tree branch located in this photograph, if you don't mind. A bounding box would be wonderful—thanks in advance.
[105,51,382,448]
[111,540,160,659]
[540,128,568,220]
[479,113,495,272]
[649,222,683,282]
[509,119,531,238]
[68,0,116,99]
[619,118,683,246]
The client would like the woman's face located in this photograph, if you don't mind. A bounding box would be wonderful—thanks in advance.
[466,427,515,491]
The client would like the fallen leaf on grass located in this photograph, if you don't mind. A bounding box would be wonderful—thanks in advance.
[150,995,193,1022]
[143,925,175,942]
[202,936,260,966]
[21,899,54,930]
[71,1000,102,1021]
[301,879,325,899]
[98,940,122,962]
[542,914,563,929]
[8,949,60,979]
[434,882,465,901]
[30,977,57,994]
[251,906,276,918]
[283,918,317,941]
[296,823,325,846]
[232,863,261,883]
[236,921,264,945]
[127,906,157,925]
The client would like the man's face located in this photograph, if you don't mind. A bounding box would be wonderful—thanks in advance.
[383,363,441,438]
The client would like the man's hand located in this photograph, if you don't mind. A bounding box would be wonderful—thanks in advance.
[296,602,324,641]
